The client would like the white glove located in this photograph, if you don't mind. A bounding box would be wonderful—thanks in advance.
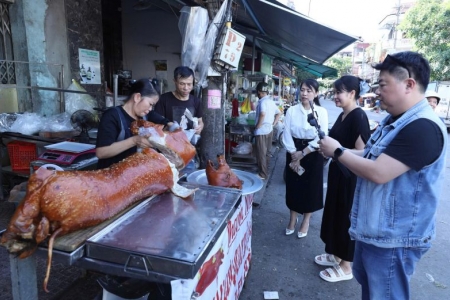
[168,121,180,132]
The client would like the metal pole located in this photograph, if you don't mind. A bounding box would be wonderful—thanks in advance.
[394,0,401,51]
[251,36,256,75]
[352,44,356,76]
[113,74,118,107]
[61,65,65,112]
[58,71,63,113]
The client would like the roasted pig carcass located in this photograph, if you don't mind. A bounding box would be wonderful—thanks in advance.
[0,121,196,292]
[206,154,243,190]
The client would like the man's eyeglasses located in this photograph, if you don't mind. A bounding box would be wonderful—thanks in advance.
[384,54,411,78]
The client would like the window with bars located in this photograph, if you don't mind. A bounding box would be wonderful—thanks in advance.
[0,2,14,84]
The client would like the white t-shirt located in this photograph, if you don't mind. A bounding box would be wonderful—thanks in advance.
[254,95,281,135]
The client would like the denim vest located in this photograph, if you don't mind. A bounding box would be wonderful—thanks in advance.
[349,99,447,248]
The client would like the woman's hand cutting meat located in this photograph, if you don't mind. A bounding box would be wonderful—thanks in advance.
[133,134,152,149]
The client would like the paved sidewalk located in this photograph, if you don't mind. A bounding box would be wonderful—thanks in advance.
[240,148,450,300]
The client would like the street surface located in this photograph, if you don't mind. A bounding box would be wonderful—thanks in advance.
[320,96,387,129]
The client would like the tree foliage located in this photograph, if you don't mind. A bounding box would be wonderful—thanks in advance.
[296,68,318,82]
[324,56,352,78]
[399,0,450,80]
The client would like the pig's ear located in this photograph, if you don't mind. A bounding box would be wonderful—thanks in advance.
[206,159,216,170]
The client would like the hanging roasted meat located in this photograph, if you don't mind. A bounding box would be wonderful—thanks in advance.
[0,121,196,292]
[205,154,243,190]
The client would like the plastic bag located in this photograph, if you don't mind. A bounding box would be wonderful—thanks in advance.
[9,112,45,135]
[238,115,248,125]
[0,113,18,132]
[183,129,196,144]
[179,6,209,71]
[65,79,97,115]
[196,0,228,88]
[41,112,74,132]
[232,142,252,155]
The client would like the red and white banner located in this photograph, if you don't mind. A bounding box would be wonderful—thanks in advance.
[171,193,253,299]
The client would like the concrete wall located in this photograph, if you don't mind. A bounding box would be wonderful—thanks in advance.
[121,1,182,92]
[9,0,103,114]
[65,0,104,104]
[46,0,71,90]
[10,0,67,115]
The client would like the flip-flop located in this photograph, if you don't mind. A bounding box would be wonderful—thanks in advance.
[319,265,353,283]
[314,253,339,266]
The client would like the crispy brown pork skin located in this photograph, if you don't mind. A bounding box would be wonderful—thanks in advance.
[206,154,243,190]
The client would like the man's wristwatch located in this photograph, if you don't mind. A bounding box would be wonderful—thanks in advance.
[333,147,346,161]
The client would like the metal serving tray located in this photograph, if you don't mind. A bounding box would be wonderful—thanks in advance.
[186,169,263,196]
[85,183,241,279]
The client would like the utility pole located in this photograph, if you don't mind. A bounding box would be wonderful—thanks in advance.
[393,0,401,51]
[351,43,356,76]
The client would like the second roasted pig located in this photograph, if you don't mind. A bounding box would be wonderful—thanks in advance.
[206,154,243,190]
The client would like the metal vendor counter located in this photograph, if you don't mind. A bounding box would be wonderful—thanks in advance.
[2,181,258,299]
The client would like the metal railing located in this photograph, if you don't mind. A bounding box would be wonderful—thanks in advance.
[0,60,102,113]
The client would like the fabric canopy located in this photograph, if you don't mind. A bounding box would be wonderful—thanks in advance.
[176,0,359,77]
[231,0,359,77]
[251,38,338,78]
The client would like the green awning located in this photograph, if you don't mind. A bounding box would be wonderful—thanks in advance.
[252,39,338,78]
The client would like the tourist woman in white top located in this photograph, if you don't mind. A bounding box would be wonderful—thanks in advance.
[282,79,328,238]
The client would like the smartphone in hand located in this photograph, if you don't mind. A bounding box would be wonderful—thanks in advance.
[297,166,305,176]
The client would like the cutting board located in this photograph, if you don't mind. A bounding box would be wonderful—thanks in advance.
[51,196,156,252]
[4,190,155,253]
[51,207,132,251]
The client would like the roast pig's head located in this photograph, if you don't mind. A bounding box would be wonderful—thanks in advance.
[206,154,243,190]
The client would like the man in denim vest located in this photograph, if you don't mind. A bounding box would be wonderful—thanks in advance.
[318,51,447,299]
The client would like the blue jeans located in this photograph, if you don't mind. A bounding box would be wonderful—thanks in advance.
[353,241,429,300]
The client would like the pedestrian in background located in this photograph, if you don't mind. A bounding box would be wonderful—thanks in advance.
[425,90,440,111]
[319,51,447,299]
[315,76,370,282]
[254,82,281,180]
[282,79,328,238]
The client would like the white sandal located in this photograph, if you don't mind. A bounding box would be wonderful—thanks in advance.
[314,253,339,266]
[319,265,353,282]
